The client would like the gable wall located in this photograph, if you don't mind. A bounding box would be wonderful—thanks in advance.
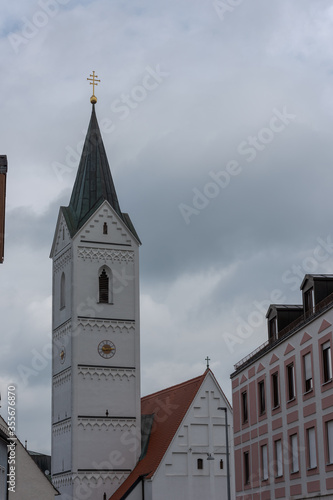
[150,373,234,500]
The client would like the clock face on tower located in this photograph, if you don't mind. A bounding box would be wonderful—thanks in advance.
[98,340,116,359]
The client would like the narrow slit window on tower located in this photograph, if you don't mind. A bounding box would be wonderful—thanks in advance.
[99,269,109,303]
[103,222,108,235]
[60,272,65,309]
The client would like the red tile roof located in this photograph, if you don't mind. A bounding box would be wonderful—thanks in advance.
[109,370,209,500]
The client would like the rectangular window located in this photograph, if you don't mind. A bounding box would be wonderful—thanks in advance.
[272,372,279,408]
[307,427,317,469]
[327,420,333,465]
[290,434,299,473]
[258,380,265,415]
[287,363,295,401]
[261,444,268,480]
[242,391,248,423]
[303,353,313,392]
[244,451,250,484]
[275,439,283,477]
[322,341,332,383]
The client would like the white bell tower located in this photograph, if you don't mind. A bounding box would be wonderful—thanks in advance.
[50,93,141,500]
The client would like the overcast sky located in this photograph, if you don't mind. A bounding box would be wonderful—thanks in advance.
[1,0,333,454]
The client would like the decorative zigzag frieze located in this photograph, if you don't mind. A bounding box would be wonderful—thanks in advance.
[77,247,134,264]
[53,419,71,437]
[77,366,135,381]
[54,247,72,273]
[53,470,130,489]
[53,368,71,388]
[53,320,72,343]
[78,417,136,431]
[73,471,130,485]
[52,472,73,489]
[77,318,135,333]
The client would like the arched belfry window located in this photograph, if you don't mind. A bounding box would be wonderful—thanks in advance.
[60,272,65,309]
[99,267,112,304]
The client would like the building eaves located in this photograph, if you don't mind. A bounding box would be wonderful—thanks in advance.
[231,299,333,378]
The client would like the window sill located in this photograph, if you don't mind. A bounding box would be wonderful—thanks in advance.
[60,306,65,311]
[272,405,280,411]
[322,379,333,386]
[275,475,283,479]
[290,470,300,475]
[262,478,269,482]
[303,388,313,396]
[307,467,318,471]
[287,397,296,404]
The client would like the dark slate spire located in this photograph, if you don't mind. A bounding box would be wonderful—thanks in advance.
[63,104,123,234]
[62,103,140,241]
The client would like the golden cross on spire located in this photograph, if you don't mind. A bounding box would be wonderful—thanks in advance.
[87,71,101,104]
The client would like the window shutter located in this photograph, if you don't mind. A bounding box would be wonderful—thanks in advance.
[308,428,317,469]
[304,353,312,381]
[291,434,299,473]
[261,445,268,480]
[275,440,283,476]
[327,420,333,464]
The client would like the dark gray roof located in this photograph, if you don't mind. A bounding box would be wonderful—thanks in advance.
[300,274,333,289]
[28,451,51,475]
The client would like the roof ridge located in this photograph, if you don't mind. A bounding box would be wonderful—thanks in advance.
[141,371,207,402]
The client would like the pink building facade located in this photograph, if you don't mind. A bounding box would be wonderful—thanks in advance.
[231,274,333,500]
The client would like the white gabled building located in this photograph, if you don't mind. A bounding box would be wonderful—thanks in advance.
[110,369,234,500]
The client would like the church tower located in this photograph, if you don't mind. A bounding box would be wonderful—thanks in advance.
[50,82,141,500]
